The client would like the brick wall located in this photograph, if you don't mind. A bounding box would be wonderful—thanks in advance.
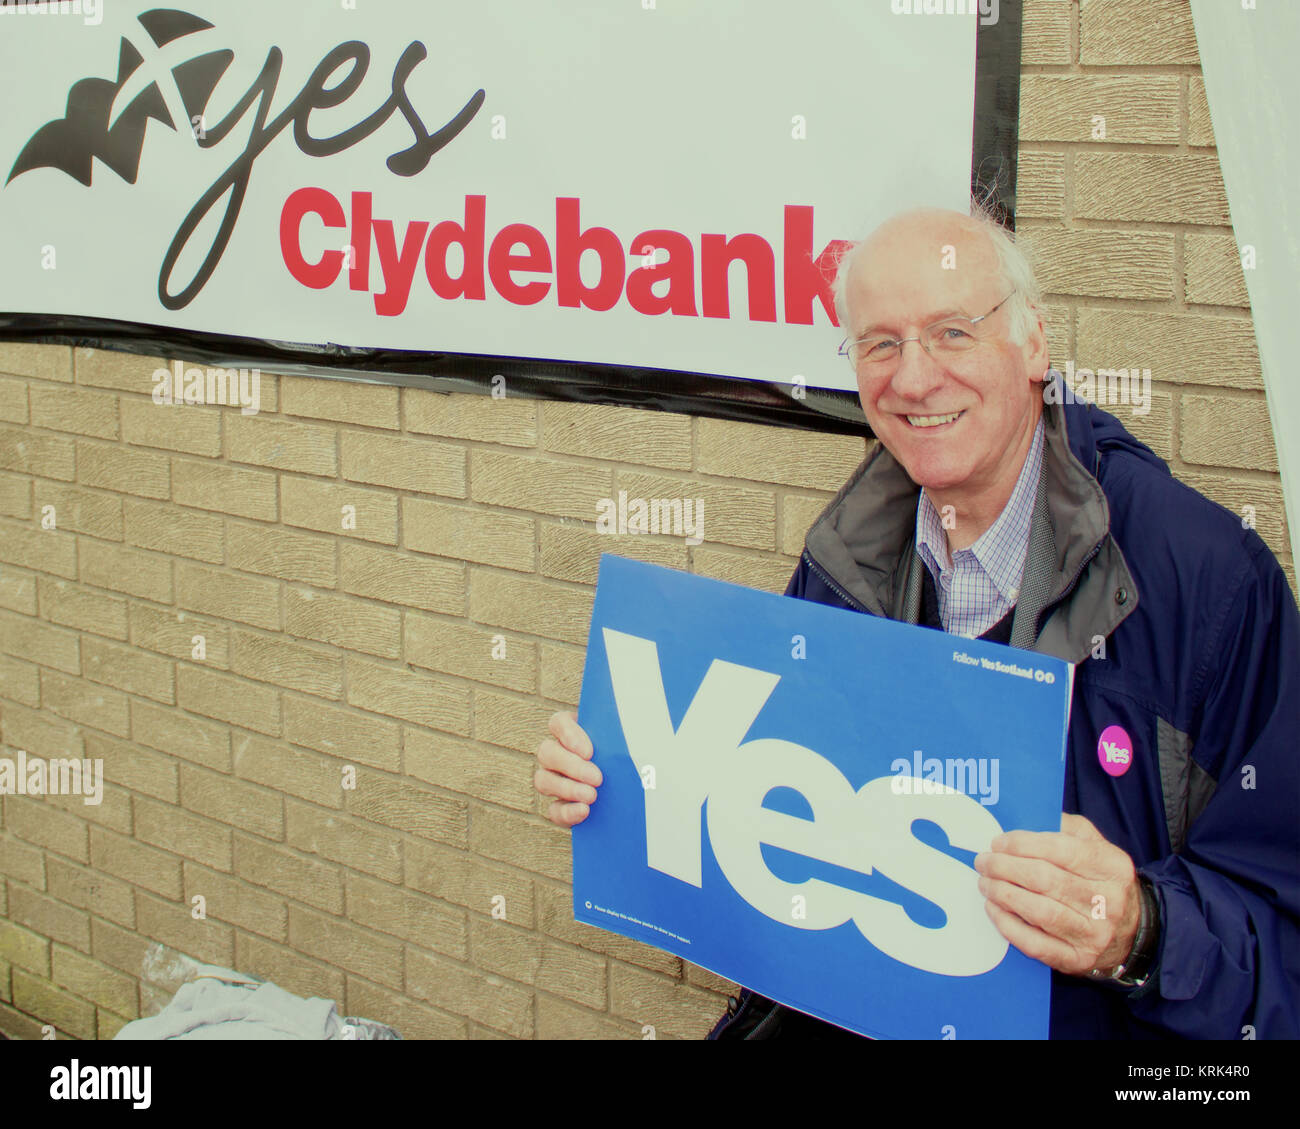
[0,0,1292,1040]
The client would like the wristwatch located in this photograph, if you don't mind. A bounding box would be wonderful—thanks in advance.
[1087,875,1159,988]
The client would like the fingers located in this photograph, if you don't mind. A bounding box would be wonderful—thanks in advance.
[547,799,591,827]
[988,829,1101,874]
[548,709,593,758]
[1060,812,1102,840]
[537,737,603,789]
[534,766,598,806]
[537,711,600,828]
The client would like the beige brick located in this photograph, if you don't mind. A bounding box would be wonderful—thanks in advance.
[537,993,640,1040]
[542,402,692,469]
[469,803,570,883]
[172,458,277,521]
[133,797,231,872]
[234,835,344,914]
[40,669,130,736]
[8,885,91,953]
[610,962,724,1040]
[29,385,119,439]
[1188,76,1214,147]
[176,561,279,630]
[0,423,75,480]
[1020,76,1179,143]
[403,496,534,571]
[87,918,152,980]
[1,701,84,760]
[1016,152,1066,221]
[176,665,280,736]
[339,541,465,614]
[405,728,536,813]
[536,880,681,976]
[0,834,46,888]
[98,1009,132,1039]
[405,612,536,692]
[1185,233,1250,308]
[538,522,687,586]
[538,643,585,706]
[282,475,397,544]
[1114,390,1175,462]
[180,763,283,840]
[1181,395,1278,473]
[1021,0,1071,65]
[234,732,345,810]
[1076,309,1261,390]
[288,904,403,989]
[75,440,169,499]
[469,570,593,646]
[2,342,73,383]
[1179,471,1290,558]
[0,999,58,1039]
[52,947,139,1017]
[79,540,172,601]
[405,387,538,446]
[281,375,399,429]
[235,934,344,1003]
[0,470,30,518]
[82,635,174,704]
[122,497,224,563]
[129,604,230,669]
[346,871,467,956]
[470,916,605,1008]
[685,962,739,994]
[0,919,50,975]
[44,779,133,837]
[46,854,135,929]
[344,767,467,846]
[135,891,234,967]
[0,958,11,1004]
[182,861,287,940]
[781,493,832,556]
[1080,0,1198,65]
[283,586,399,658]
[0,652,41,707]
[1074,155,1229,226]
[230,627,342,700]
[473,688,556,757]
[470,450,613,521]
[0,519,78,579]
[621,470,778,550]
[284,798,402,882]
[227,521,335,587]
[696,418,865,491]
[130,699,231,771]
[344,975,468,1039]
[404,945,532,1036]
[282,695,400,772]
[345,655,470,735]
[0,566,37,615]
[12,968,95,1038]
[73,347,162,393]
[122,398,221,455]
[38,577,127,640]
[87,732,178,804]
[0,376,28,424]
[1016,229,1175,301]
[226,412,338,476]
[405,838,534,928]
[341,430,466,497]
[692,547,801,593]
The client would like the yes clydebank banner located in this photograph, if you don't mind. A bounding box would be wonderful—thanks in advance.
[0,0,981,396]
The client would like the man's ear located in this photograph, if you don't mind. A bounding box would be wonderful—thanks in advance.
[1024,304,1050,381]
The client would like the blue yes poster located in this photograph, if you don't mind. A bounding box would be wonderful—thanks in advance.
[572,555,1072,1040]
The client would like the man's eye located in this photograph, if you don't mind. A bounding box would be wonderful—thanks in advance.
[864,338,897,357]
[938,324,972,341]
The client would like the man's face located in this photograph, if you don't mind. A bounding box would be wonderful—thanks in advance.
[843,215,1048,501]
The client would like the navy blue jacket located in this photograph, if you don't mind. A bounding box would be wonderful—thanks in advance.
[712,385,1300,1039]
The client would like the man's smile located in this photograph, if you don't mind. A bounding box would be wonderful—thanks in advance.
[901,409,966,430]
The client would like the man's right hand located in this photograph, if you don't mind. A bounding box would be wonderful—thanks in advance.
[535,710,602,827]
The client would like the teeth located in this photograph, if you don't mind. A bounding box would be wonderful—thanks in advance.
[907,412,962,428]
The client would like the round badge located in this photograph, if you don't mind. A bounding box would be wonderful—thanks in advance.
[1097,725,1134,777]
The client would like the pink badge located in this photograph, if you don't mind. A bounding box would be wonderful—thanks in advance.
[1097,725,1134,777]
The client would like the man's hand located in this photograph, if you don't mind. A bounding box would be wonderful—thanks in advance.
[534,710,602,827]
[973,813,1142,977]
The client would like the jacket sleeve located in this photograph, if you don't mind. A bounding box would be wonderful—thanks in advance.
[1128,544,1300,1038]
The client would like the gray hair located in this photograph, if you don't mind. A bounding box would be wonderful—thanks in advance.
[832,196,1042,346]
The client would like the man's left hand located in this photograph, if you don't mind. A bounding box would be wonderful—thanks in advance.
[973,813,1141,977]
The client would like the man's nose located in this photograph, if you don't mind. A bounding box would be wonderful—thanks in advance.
[889,338,946,401]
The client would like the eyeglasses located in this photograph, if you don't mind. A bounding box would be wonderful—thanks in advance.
[838,292,1017,371]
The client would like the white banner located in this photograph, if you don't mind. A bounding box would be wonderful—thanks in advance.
[0,0,980,393]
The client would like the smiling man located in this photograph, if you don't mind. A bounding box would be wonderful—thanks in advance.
[535,203,1300,1040]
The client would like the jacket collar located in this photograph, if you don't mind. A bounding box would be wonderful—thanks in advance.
[802,374,1138,662]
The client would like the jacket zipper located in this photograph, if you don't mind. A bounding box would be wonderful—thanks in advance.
[803,551,871,614]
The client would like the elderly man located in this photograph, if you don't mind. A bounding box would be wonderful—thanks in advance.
[534,205,1300,1039]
